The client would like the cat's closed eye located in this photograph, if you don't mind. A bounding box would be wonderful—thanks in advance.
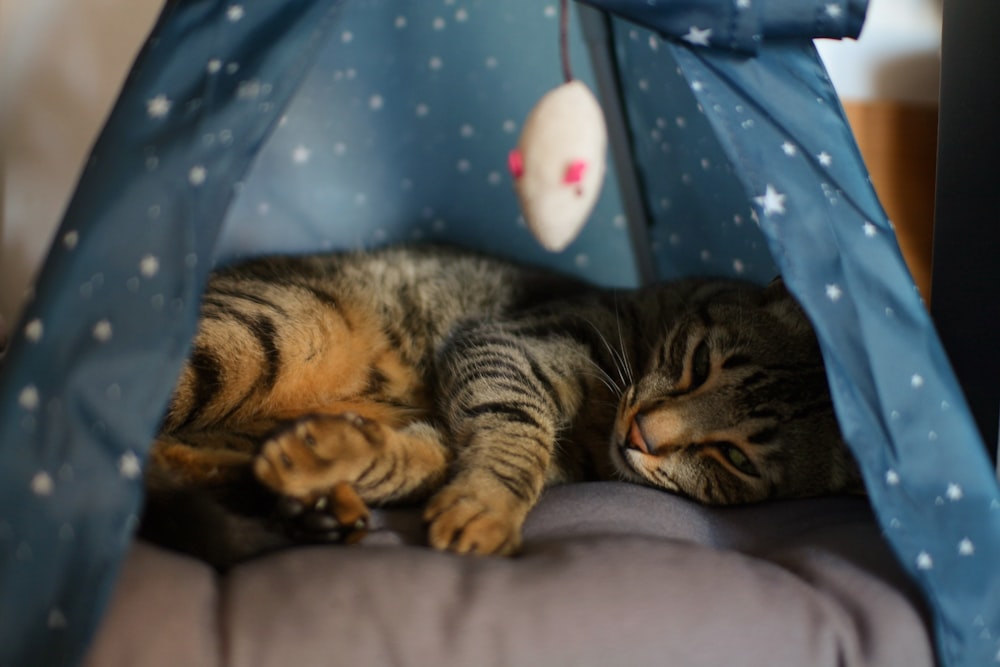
[688,340,711,390]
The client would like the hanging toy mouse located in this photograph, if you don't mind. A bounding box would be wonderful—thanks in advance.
[508,0,608,252]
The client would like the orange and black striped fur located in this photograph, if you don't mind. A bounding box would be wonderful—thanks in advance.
[143,245,861,567]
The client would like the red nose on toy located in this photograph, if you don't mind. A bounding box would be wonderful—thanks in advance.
[508,149,525,179]
[563,159,587,184]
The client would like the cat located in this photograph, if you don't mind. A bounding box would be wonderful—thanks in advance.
[141,244,862,568]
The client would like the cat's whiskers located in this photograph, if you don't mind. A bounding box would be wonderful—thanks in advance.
[612,293,636,387]
[578,360,623,398]
[583,318,630,396]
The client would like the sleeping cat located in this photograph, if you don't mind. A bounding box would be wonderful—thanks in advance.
[142,244,862,568]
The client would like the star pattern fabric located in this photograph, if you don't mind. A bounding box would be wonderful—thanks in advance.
[578,0,866,53]
[0,2,996,667]
[609,24,1000,667]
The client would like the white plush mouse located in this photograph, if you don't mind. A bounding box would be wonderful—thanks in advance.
[509,80,608,252]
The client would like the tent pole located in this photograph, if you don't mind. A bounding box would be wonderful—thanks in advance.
[577,5,657,285]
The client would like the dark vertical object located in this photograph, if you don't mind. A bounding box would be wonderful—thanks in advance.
[577,5,657,285]
[932,0,1000,464]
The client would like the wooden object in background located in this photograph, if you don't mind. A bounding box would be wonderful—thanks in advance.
[842,101,938,302]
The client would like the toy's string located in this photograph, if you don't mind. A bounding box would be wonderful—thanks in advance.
[560,0,573,82]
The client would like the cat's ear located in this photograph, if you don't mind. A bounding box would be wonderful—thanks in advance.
[762,276,813,334]
[762,275,789,302]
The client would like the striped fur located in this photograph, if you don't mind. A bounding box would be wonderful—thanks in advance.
[145,245,861,565]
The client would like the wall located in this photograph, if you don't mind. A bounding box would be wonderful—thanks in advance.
[0,0,163,327]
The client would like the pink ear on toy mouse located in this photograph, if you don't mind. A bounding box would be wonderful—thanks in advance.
[563,159,587,184]
[508,149,525,180]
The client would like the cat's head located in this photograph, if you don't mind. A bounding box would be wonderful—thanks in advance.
[610,278,862,504]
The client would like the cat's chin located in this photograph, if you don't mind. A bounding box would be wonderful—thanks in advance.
[608,442,656,485]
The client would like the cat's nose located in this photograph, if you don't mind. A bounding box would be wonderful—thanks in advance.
[625,416,650,454]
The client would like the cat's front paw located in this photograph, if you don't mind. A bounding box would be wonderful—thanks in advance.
[254,414,382,544]
[254,413,384,499]
[423,479,526,556]
[275,482,370,545]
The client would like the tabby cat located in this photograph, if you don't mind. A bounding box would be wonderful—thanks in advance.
[143,244,862,568]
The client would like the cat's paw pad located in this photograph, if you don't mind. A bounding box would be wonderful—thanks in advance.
[253,413,384,498]
[423,486,523,556]
[275,482,370,545]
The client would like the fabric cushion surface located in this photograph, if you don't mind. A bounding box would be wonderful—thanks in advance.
[86,482,934,667]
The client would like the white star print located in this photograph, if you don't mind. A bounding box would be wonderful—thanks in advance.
[825,3,842,18]
[31,471,53,496]
[958,538,975,556]
[863,221,877,237]
[292,145,311,164]
[682,26,712,47]
[754,185,787,216]
[817,151,833,166]
[910,374,925,389]
[226,5,244,22]
[25,319,43,343]
[915,551,933,570]
[139,255,160,278]
[825,284,843,302]
[19,385,39,410]
[119,451,142,480]
[189,165,207,186]
[781,141,797,156]
[946,483,964,501]
[885,469,900,485]
[736,0,751,8]
[93,320,113,342]
[146,95,172,119]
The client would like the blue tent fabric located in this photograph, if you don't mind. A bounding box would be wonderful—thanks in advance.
[579,0,867,53]
[0,1,348,664]
[1,1,998,666]
[613,31,1000,666]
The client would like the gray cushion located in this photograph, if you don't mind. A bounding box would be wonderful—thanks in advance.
[86,482,934,667]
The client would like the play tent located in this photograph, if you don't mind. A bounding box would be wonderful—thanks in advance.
[0,1,997,665]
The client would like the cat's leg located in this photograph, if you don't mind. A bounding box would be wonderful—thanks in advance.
[423,322,593,555]
[148,423,379,547]
[253,412,452,513]
[150,430,263,487]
